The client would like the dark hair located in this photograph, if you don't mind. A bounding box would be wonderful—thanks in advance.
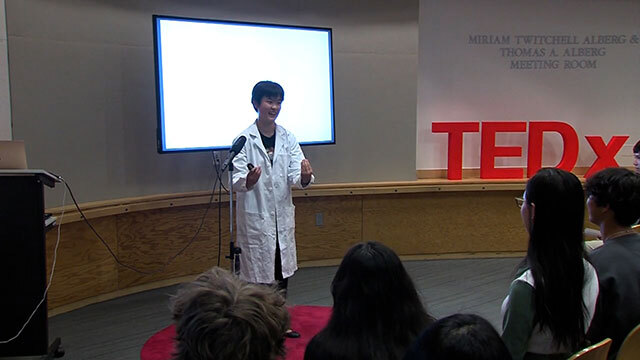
[524,168,588,351]
[403,314,511,360]
[171,267,289,360]
[634,139,640,154]
[305,241,435,360]
[251,81,284,111]
[585,167,640,226]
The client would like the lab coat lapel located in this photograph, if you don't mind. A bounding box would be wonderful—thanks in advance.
[248,122,269,162]
[272,125,286,163]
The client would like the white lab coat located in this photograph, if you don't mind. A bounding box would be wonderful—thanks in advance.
[231,121,314,284]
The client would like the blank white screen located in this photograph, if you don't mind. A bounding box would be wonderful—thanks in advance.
[154,16,335,152]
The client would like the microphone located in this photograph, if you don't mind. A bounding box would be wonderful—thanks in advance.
[221,136,247,171]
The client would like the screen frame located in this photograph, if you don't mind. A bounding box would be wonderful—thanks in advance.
[152,14,336,153]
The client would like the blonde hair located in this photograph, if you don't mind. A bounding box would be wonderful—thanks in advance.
[171,267,290,360]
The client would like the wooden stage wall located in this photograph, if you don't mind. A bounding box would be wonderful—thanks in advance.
[45,180,529,314]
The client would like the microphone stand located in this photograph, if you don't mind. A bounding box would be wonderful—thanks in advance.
[225,161,241,274]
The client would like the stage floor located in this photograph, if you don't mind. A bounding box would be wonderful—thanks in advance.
[48,257,521,360]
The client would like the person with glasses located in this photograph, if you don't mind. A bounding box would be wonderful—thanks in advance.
[502,168,599,360]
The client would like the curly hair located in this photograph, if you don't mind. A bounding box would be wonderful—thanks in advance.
[171,267,290,360]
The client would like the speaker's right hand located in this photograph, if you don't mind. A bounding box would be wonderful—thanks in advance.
[246,166,262,189]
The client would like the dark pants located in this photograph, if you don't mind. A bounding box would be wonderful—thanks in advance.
[274,239,289,298]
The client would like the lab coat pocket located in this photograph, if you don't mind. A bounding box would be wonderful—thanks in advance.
[281,205,296,232]
[243,211,265,237]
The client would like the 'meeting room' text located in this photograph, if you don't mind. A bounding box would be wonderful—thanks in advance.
[468,33,639,71]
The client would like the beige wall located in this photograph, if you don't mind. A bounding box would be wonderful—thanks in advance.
[6,0,419,207]
[0,0,10,140]
[6,1,639,205]
[417,0,640,172]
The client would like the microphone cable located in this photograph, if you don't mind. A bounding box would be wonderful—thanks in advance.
[212,151,224,267]
[61,154,222,276]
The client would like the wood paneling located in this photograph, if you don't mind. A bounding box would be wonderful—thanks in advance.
[43,184,532,313]
[47,180,528,224]
[45,217,119,309]
[116,204,231,288]
[362,191,527,255]
[294,196,362,262]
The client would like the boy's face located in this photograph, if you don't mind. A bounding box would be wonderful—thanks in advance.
[586,195,606,225]
[633,152,640,174]
[254,96,282,124]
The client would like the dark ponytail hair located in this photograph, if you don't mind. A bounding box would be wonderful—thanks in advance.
[525,168,588,351]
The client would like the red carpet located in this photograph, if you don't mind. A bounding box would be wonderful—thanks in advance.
[141,305,332,360]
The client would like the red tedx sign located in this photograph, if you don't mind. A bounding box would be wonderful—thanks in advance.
[432,121,629,180]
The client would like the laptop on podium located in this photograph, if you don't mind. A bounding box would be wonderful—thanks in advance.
[0,141,60,185]
[0,140,28,169]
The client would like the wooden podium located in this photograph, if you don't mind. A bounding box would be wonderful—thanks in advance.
[0,170,62,359]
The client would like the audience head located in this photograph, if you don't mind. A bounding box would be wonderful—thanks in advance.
[403,314,511,360]
[171,267,289,360]
[331,241,433,324]
[522,167,585,243]
[251,80,284,111]
[309,241,434,359]
[585,167,640,227]
[521,168,588,350]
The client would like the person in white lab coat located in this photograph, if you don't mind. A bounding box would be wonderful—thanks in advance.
[232,81,314,337]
